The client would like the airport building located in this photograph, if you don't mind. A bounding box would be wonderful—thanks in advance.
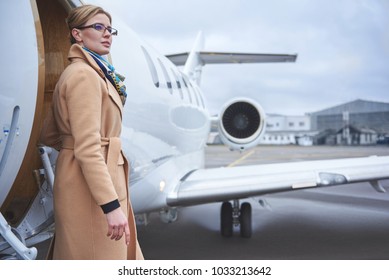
[259,114,315,145]
[207,99,389,146]
[309,99,389,145]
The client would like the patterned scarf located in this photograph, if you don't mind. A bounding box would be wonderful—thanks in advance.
[83,47,127,105]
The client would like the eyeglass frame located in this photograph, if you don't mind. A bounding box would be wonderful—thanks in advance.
[76,23,118,36]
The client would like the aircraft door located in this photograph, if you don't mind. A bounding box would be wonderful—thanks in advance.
[0,0,71,226]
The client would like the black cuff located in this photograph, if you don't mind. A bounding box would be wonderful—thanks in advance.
[101,199,120,214]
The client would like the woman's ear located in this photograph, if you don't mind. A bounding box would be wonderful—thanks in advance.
[71,28,83,43]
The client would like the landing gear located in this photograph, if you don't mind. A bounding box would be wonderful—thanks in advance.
[221,202,233,237]
[220,200,252,238]
[240,202,252,238]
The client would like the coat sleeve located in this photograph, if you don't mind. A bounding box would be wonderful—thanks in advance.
[63,66,119,206]
[39,103,62,151]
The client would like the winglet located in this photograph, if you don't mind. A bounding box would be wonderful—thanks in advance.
[183,31,205,84]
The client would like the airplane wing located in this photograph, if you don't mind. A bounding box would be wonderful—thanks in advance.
[166,52,297,66]
[167,156,389,207]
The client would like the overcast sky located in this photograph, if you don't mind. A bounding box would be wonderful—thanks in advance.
[89,0,389,116]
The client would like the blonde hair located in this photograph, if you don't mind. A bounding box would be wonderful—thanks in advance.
[66,5,112,44]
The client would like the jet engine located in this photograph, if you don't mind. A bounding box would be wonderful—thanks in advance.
[217,98,266,151]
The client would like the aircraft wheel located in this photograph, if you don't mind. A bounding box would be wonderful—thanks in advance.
[240,202,252,238]
[221,202,233,237]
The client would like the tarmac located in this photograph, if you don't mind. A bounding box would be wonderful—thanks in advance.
[136,145,389,260]
[35,144,389,260]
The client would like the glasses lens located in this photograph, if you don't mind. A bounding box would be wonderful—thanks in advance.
[94,23,105,32]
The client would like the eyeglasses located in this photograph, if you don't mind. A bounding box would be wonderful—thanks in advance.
[77,23,118,36]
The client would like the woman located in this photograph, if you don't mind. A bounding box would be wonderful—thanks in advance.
[40,5,143,260]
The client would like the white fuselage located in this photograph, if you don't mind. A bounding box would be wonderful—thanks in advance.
[0,4,211,215]
[112,20,211,213]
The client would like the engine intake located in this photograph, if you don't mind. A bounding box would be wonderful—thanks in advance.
[218,98,266,151]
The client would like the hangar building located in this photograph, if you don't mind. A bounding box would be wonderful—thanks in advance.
[310,99,389,145]
[310,99,389,133]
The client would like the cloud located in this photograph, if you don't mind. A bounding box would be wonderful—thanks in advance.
[89,0,389,115]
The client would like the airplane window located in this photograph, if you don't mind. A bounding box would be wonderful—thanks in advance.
[180,72,192,103]
[158,58,173,95]
[181,75,193,104]
[170,68,183,100]
[141,46,159,88]
[188,87,194,104]
[191,85,200,106]
[197,89,205,109]
[200,96,205,108]
[181,73,188,88]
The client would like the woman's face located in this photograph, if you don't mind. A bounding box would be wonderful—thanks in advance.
[74,13,113,55]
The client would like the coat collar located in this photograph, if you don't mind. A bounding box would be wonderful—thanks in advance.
[68,44,123,116]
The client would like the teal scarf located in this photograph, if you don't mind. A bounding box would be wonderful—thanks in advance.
[83,47,127,105]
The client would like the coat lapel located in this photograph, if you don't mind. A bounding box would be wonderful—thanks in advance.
[106,82,123,117]
[69,45,123,118]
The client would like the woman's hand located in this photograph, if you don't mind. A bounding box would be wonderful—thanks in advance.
[105,208,130,245]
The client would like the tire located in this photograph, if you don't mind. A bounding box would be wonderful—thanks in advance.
[221,202,233,237]
[240,202,252,238]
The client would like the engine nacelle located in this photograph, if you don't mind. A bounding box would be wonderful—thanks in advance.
[218,98,266,151]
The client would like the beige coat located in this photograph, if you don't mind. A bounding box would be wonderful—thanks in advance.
[40,44,143,260]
